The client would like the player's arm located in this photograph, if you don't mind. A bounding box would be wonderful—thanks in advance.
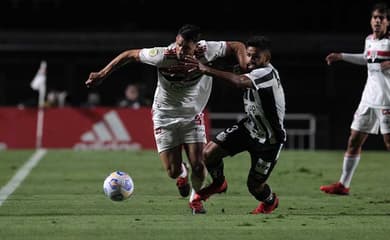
[85,49,141,88]
[326,52,366,66]
[225,41,248,71]
[185,56,252,89]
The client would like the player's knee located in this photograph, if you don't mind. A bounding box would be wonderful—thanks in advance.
[202,141,220,164]
[191,162,205,178]
[203,145,215,163]
[347,136,364,153]
[384,142,390,151]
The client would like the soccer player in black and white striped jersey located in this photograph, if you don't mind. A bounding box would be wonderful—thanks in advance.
[183,36,286,214]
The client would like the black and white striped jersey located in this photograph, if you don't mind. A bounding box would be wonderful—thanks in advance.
[242,63,286,144]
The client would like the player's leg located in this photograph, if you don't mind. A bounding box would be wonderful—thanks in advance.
[383,133,390,150]
[186,141,227,214]
[184,142,208,214]
[197,122,249,201]
[320,130,368,195]
[159,146,191,197]
[380,109,390,150]
[248,143,282,214]
[183,142,206,192]
[341,130,368,186]
[203,141,228,186]
[181,115,208,214]
[154,125,190,197]
[181,114,208,193]
[321,104,374,195]
[195,141,229,201]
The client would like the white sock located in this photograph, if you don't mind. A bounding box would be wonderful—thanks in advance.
[339,155,360,188]
[189,188,196,202]
[179,162,188,178]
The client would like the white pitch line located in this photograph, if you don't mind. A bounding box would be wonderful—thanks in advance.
[0,149,47,207]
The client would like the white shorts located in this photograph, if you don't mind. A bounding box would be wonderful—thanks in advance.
[350,104,390,134]
[153,114,207,153]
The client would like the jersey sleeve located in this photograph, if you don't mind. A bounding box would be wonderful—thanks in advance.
[245,68,274,90]
[139,47,165,66]
[203,41,227,61]
[341,53,366,65]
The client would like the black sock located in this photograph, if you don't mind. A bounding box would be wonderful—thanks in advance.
[206,160,225,185]
[263,185,274,205]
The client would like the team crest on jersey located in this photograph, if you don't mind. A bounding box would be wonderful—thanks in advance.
[148,48,158,57]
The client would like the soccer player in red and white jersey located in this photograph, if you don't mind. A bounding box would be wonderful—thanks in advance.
[85,24,247,213]
[320,2,390,195]
[183,35,285,214]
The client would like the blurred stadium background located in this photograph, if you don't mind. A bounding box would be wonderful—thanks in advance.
[0,0,385,150]
[2,2,390,240]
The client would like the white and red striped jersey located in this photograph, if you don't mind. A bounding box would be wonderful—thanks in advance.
[362,33,390,108]
[139,40,227,127]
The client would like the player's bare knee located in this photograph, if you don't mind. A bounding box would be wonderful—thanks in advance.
[203,146,214,162]
[347,141,362,154]
[384,142,390,151]
[202,142,220,164]
[192,162,205,177]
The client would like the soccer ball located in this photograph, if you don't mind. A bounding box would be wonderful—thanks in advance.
[103,171,134,201]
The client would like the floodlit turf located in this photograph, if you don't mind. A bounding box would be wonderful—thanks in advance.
[0,149,389,239]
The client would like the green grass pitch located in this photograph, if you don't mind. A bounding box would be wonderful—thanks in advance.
[0,149,389,240]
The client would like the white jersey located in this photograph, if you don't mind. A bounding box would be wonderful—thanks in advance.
[361,33,390,108]
[139,40,227,127]
[243,64,286,144]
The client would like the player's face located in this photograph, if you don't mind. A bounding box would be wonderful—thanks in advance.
[371,10,389,37]
[175,35,197,60]
[246,47,268,70]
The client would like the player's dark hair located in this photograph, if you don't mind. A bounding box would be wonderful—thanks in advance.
[246,36,271,51]
[372,2,389,19]
[177,24,201,42]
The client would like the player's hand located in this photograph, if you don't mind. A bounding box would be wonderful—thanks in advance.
[380,60,390,71]
[85,72,105,88]
[325,53,342,65]
[182,56,207,73]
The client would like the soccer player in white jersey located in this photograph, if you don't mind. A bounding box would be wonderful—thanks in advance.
[183,36,286,214]
[320,2,390,195]
[85,24,247,213]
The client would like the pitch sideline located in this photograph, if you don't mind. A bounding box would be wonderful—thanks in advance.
[0,149,47,207]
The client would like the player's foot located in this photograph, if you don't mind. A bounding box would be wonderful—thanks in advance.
[176,164,190,197]
[176,176,190,197]
[197,179,228,201]
[189,197,206,214]
[251,193,279,214]
[320,182,349,195]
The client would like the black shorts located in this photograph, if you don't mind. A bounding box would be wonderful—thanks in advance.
[213,119,283,182]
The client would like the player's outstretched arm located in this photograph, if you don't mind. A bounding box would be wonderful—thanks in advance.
[326,52,366,66]
[226,41,248,71]
[184,56,252,89]
[85,49,141,88]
